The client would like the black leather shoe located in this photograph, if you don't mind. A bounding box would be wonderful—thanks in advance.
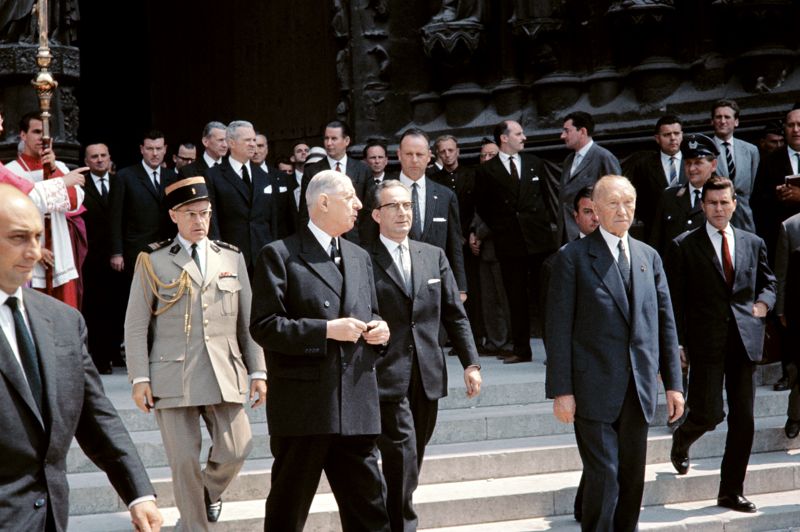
[785,418,800,439]
[774,376,790,391]
[670,437,689,475]
[503,355,532,364]
[204,488,222,522]
[717,494,756,513]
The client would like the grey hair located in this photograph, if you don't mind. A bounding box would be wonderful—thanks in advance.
[306,170,350,211]
[202,121,227,138]
[226,120,254,142]
[372,179,410,209]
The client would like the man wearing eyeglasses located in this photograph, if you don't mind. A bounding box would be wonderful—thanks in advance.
[369,179,482,532]
[125,177,267,531]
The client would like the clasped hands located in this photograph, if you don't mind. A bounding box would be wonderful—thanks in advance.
[327,317,390,345]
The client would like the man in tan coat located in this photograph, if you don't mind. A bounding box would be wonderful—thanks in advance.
[125,176,266,531]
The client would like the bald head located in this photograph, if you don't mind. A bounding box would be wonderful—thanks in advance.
[0,184,43,293]
[592,175,637,237]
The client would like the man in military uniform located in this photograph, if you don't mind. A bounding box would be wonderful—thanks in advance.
[650,134,719,256]
[124,177,267,531]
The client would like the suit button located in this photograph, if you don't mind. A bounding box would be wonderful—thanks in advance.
[34,498,45,508]
[410,322,415,328]
[205,336,210,341]
[204,319,209,326]
[324,301,330,308]
[203,303,208,309]
[408,345,414,352]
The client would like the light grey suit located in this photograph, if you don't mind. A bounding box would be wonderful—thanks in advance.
[714,136,759,232]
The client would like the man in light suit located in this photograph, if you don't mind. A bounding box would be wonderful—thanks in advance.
[546,175,684,532]
[558,111,621,243]
[125,177,266,530]
[711,99,759,232]
[666,176,776,513]
[0,184,162,532]
[370,180,482,531]
[475,120,560,363]
[110,129,177,275]
[250,170,391,531]
[205,120,294,273]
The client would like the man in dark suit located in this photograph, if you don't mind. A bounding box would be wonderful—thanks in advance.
[250,170,391,531]
[298,120,372,243]
[624,115,687,242]
[650,134,719,256]
[558,111,621,243]
[110,130,177,274]
[546,175,684,532]
[0,184,162,532]
[179,121,228,179]
[81,142,128,373]
[781,243,800,438]
[710,99,760,233]
[369,179,482,531]
[205,120,294,273]
[666,176,776,513]
[475,120,559,363]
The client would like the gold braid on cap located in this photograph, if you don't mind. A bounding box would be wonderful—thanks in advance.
[135,252,194,342]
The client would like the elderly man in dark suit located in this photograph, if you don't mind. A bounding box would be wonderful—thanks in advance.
[110,129,177,274]
[475,120,559,364]
[666,176,776,513]
[369,179,482,531]
[0,184,162,532]
[204,120,294,273]
[546,175,684,532]
[558,111,621,243]
[250,170,391,531]
[179,121,228,179]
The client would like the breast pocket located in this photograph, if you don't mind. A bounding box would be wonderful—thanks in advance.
[217,277,242,315]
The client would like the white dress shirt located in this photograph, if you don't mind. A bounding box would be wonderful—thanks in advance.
[660,151,682,185]
[328,155,347,173]
[0,287,32,381]
[204,152,222,168]
[399,173,426,224]
[141,160,161,189]
[598,226,629,263]
[91,172,111,194]
[177,235,207,278]
[227,157,252,181]
[788,146,800,175]
[706,222,735,270]
[497,151,521,177]
[379,234,411,286]
[689,185,703,208]
[308,220,338,255]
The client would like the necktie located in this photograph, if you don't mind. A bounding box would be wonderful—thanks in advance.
[617,239,631,292]
[508,156,520,181]
[571,153,582,176]
[335,161,342,173]
[152,171,160,190]
[411,183,422,240]
[669,157,678,186]
[330,237,342,271]
[720,230,734,288]
[6,297,43,413]
[693,189,702,209]
[241,164,252,191]
[723,141,736,180]
[214,161,221,167]
[191,243,202,275]
[396,244,412,293]
[99,177,108,199]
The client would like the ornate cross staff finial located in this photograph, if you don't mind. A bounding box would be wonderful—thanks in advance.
[32,0,58,150]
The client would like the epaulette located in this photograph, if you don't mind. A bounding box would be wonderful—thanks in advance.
[146,239,173,253]
[213,240,240,253]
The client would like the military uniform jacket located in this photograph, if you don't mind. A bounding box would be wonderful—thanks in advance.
[649,184,705,255]
[125,238,265,409]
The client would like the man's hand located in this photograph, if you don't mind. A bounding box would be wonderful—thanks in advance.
[62,167,89,188]
[666,390,685,423]
[459,291,467,303]
[110,255,125,272]
[327,317,368,342]
[129,500,162,532]
[463,366,482,398]
[753,301,768,318]
[553,394,576,423]
[679,346,689,371]
[39,248,55,269]
[780,314,787,328]
[250,379,267,407]
[776,184,800,204]
[468,233,481,256]
[362,320,390,345]
[40,146,58,172]
[132,382,154,413]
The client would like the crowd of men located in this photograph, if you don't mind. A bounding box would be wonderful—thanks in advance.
[0,97,799,531]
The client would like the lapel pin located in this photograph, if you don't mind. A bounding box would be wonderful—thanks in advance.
[641,265,646,272]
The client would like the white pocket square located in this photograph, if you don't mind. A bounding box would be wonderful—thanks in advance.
[279,186,287,193]
[433,217,446,222]
[263,185,273,194]
[427,279,441,285]
[531,176,539,181]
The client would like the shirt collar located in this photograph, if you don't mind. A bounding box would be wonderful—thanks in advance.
[379,234,409,254]
[204,152,221,167]
[228,157,250,177]
[307,220,337,252]
[141,160,160,176]
[576,140,594,158]
[714,135,734,147]
[598,225,627,251]
[399,172,425,189]
[176,234,207,253]
[788,145,800,157]
[706,221,733,239]
[91,172,110,185]
[0,287,24,309]
[327,155,347,170]
[661,151,681,162]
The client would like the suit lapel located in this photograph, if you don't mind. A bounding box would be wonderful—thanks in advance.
[203,242,223,289]
[340,240,361,316]
[222,158,252,203]
[171,242,204,287]
[410,242,426,298]
[0,321,44,429]
[299,228,343,296]
[422,181,437,237]
[569,145,593,182]
[697,229,727,283]
[18,291,54,429]
[491,156,520,199]
[137,166,160,200]
[732,228,747,289]
[588,231,630,323]
[373,242,410,298]
[628,239,647,323]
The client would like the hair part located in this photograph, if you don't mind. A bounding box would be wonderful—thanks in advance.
[325,120,352,140]
[203,121,227,138]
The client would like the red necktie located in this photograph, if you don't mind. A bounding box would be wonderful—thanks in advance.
[335,161,341,173]
[720,230,734,288]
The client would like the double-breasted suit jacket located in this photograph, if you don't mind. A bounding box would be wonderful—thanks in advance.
[370,240,478,402]
[205,158,294,271]
[125,238,265,409]
[0,289,152,531]
[649,184,705,255]
[249,226,384,436]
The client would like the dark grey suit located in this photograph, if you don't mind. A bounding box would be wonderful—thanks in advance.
[249,226,389,532]
[371,239,479,532]
[546,229,682,531]
[0,289,153,531]
[623,151,687,242]
[714,137,759,232]
[558,143,621,242]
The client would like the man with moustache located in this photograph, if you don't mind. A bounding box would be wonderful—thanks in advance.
[369,179,482,531]
[666,176,775,513]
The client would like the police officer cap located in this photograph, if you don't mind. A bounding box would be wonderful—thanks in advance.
[165,176,209,210]
[681,133,719,159]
